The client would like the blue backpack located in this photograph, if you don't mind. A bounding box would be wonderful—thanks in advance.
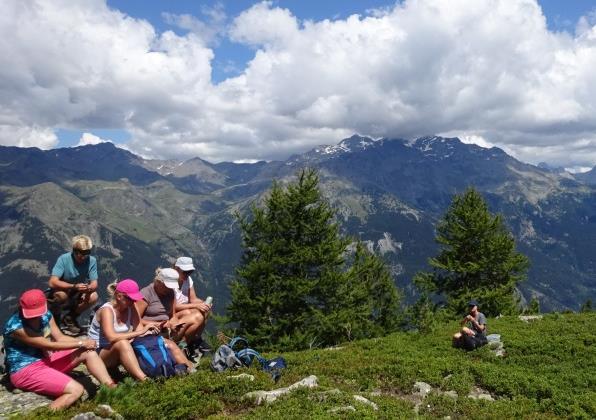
[228,336,287,382]
[132,335,183,378]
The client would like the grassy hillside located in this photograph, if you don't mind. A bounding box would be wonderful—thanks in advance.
[24,313,596,419]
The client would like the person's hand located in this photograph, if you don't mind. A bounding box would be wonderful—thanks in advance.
[140,324,160,337]
[172,322,186,332]
[81,339,97,350]
[465,315,474,322]
[75,283,89,292]
[196,301,212,314]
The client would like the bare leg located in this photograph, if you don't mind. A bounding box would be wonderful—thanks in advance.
[164,338,194,370]
[71,349,115,387]
[461,327,475,336]
[100,340,147,381]
[174,310,206,344]
[75,292,99,314]
[52,291,68,304]
[183,313,205,344]
[49,379,84,410]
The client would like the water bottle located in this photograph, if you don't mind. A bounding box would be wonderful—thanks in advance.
[204,296,213,319]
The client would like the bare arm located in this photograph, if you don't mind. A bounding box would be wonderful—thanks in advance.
[174,286,211,313]
[87,279,98,292]
[49,315,79,342]
[470,318,486,332]
[134,299,152,327]
[98,307,155,344]
[49,275,77,291]
[13,317,94,351]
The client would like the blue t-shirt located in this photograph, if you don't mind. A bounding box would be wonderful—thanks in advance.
[2,312,52,374]
[51,252,98,284]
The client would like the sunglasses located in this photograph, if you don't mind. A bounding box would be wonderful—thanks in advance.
[183,270,194,276]
[74,249,91,256]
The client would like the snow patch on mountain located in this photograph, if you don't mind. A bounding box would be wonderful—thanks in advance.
[360,232,402,256]
[378,232,402,255]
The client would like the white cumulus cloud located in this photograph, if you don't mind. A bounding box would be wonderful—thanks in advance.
[0,0,595,168]
[76,132,110,146]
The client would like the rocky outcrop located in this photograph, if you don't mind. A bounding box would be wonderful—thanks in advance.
[242,375,319,405]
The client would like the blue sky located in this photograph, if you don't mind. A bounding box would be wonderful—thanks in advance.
[2,0,596,168]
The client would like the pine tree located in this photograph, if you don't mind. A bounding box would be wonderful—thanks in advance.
[415,188,529,316]
[228,169,401,349]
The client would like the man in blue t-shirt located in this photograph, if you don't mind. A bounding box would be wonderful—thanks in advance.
[48,235,99,334]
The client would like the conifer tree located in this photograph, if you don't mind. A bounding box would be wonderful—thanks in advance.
[415,188,529,316]
[228,169,401,349]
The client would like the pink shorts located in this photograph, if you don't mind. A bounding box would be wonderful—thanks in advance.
[10,349,81,397]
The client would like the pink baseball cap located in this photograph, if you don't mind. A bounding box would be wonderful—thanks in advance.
[116,279,144,301]
[20,289,48,318]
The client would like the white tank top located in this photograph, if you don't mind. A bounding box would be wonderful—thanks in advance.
[88,302,132,348]
[175,277,194,305]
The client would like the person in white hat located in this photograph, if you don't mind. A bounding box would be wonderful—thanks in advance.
[134,268,194,371]
[171,257,212,357]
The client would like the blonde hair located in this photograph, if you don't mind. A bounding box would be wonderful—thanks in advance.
[72,234,93,251]
[106,281,117,297]
[154,267,163,283]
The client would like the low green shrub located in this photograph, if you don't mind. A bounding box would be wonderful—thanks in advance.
[21,312,595,419]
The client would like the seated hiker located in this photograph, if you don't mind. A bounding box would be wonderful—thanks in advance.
[172,257,212,355]
[87,279,161,381]
[452,299,488,350]
[2,289,116,410]
[47,234,99,335]
[134,268,194,371]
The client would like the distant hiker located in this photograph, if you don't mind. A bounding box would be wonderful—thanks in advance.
[2,289,115,410]
[452,300,488,350]
[47,234,99,335]
[172,257,212,356]
[87,279,160,381]
[135,268,195,371]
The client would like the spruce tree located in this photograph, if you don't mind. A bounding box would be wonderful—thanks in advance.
[415,188,529,316]
[228,169,401,349]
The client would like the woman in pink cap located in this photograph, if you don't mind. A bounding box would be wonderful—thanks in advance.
[87,279,160,381]
[2,289,116,410]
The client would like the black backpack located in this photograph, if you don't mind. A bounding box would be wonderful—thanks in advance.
[132,335,184,378]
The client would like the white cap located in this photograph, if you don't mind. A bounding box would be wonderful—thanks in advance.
[175,256,195,272]
[156,268,179,289]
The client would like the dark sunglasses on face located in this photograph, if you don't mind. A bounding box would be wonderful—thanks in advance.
[183,270,194,276]
[74,249,91,256]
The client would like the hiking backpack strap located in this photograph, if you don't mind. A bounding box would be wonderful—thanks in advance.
[228,336,249,351]
[236,347,267,367]
[134,342,157,369]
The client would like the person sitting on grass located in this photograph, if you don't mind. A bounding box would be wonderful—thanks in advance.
[2,289,116,410]
[171,257,212,356]
[452,300,488,350]
[47,234,99,335]
[87,279,161,381]
[135,268,195,371]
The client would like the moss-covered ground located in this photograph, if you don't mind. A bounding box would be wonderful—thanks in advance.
[24,312,595,419]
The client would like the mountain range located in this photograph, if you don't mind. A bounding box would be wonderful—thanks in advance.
[0,135,594,321]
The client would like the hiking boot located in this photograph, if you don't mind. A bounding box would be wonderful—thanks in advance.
[61,313,82,336]
[184,346,197,363]
[194,336,212,354]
